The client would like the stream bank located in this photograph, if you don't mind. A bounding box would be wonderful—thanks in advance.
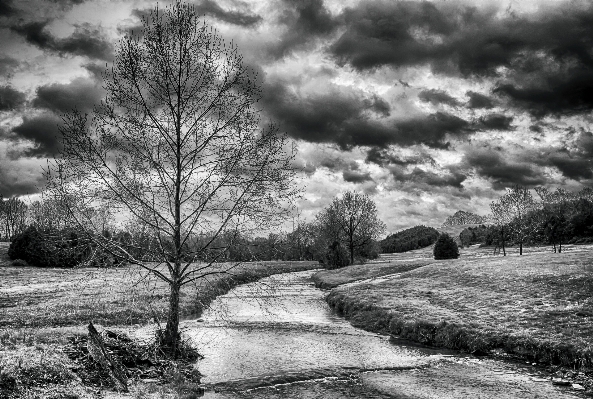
[312,250,593,395]
[184,270,584,398]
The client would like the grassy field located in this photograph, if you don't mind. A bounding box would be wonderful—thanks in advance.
[0,242,318,333]
[0,241,319,398]
[315,244,593,375]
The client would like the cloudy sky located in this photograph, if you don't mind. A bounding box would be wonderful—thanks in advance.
[1,0,592,233]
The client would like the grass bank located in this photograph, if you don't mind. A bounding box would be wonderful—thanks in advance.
[0,242,320,397]
[315,245,593,375]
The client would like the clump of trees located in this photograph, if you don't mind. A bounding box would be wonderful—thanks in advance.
[0,196,28,241]
[316,191,385,267]
[433,233,459,260]
[462,185,593,255]
[459,225,488,247]
[380,225,439,253]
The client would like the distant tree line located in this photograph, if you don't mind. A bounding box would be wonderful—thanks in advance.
[7,191,384,269]
[442,210,485,227]
[380,225,440,253]
[463,186,593,255]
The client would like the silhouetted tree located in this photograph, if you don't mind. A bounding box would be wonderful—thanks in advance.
[47,1,297,354]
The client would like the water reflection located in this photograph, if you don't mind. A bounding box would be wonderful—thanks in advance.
[189,271,433,384]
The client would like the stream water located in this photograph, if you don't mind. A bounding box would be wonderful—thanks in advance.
[180,270,581,398]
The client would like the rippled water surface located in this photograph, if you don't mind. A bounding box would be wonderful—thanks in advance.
[190,270,433,384]
[176,270,582,398]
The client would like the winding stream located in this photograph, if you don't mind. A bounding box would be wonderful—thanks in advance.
[182,270,581,398]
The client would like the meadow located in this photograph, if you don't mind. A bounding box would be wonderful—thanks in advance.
[0,241,321,398]
[0,242,318,344]
[315,244,593,375]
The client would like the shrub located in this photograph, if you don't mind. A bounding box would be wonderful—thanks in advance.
[325,241,350,269]
[8,225,104,268]
[11,259,28,266]
[433,233,459,260]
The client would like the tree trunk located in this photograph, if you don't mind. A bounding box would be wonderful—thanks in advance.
[559,240,562,254]
[519,241,523,255]
[162,281,181,356]
[501,226,506,256]
[87,322,128,392]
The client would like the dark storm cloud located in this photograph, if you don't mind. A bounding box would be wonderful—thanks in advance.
[0,166,43,197]
[532,131,593,180]
[547,152,593,180]
[11,21,113,61]
[530,125,543,133]
[466,91,494,109]
[365,147,435,167]
[263,80,472,149]
[393,112,471,148]
[329,0,593,117]
[390,166,466,188]
[576,131,593,155]
[194,0,262,26]
[463,147,547,189]
[476,114,514,131]
[418,89,459,106]
[0,0,16,16]
[82,62,106,81]
[365,94,391,117]
[342,169,373,183]
[262,80,392,149]
[493,68,593,117]
[32,77,103,113]
[0,56,19,78]
[0,86,26,111]
[269,0,339,59]
[11,113,62,157]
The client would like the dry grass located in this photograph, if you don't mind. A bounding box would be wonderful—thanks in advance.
[311,261,431,288]
[0,245,318,331]
[317,244,593,369]
[0,240,319,397]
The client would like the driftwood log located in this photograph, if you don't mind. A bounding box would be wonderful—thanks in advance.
[87,322,128,392]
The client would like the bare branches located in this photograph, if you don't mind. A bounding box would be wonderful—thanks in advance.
[47,1,298,352]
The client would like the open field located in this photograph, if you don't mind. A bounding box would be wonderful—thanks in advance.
[0,241,320,397]
[0,242,318,334]
[314,244,593,377]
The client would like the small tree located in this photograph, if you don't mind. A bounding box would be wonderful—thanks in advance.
[535,187,571,253]
[317,191,385,265]
[48,1,297,354]
[489,201,510,256]
[433,233,459,260]
[0,196,28,240]
[501,186,537,255]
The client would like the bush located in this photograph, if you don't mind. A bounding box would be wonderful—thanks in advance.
[11,259,28,266]
[380,225,439,253]
[325,241,350,269]
[433,233,459,260]
[8,225,102,268]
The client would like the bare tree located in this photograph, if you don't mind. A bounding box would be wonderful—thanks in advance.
[0,196,28,240]
[47,1,297,354]
[488,201,510,256]
[535,187,573,253]
[501,185,537,255]
[317,191,385,265]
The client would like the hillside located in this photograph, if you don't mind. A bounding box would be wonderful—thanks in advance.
[442,210,485,226]
[437,224,484,245]
[380,225,439,253]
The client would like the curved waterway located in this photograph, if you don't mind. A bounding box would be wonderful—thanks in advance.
[183,270,581,398]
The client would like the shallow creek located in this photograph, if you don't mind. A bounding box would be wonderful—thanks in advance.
[179,270,581,398]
